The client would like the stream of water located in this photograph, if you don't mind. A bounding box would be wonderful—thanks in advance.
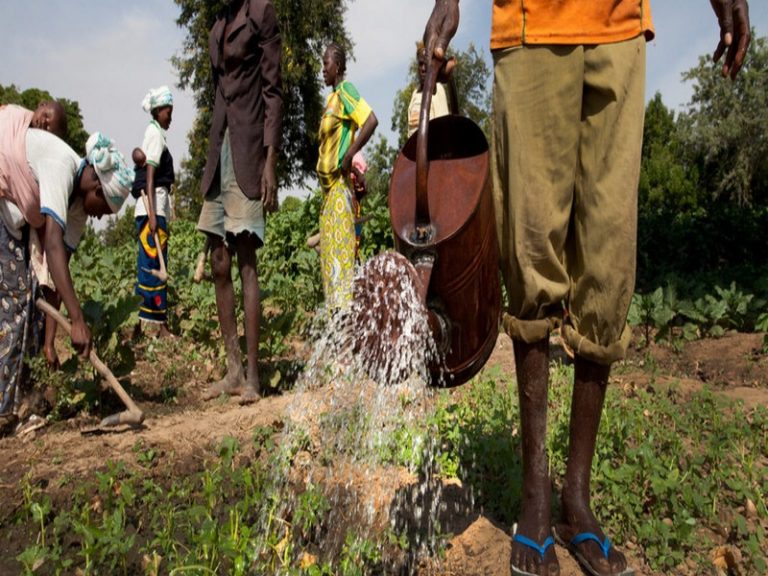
[258,251,468,573]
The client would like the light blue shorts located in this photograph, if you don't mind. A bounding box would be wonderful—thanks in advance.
[197,128,265,245]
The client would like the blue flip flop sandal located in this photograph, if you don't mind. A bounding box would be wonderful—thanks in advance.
[560,531,635,576]
[510,533,556,576]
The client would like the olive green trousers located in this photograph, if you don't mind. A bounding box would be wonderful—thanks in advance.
[491,35,646,365]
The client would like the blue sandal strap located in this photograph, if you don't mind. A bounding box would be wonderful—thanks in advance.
[513,533,555,559]
[571,532,612,559]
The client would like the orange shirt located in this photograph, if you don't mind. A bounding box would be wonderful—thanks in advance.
[491,0,654,50]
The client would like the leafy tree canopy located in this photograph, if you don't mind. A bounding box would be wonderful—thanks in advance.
[172,0,352,217]
[391,43,491,147]
[679,33,768,206]
[639,92,699,214]
[636,35,768,290]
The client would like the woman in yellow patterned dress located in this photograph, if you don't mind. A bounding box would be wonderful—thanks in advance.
[316,43,378,309]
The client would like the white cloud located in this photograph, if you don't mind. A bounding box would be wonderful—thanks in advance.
[346,0,434,83]
[0,1,194,170]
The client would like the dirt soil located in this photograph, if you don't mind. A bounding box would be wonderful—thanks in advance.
[0,328,766,575]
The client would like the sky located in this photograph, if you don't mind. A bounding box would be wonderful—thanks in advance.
[1,0,766,206]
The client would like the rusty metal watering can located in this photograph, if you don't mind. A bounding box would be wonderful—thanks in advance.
[387,57,501,386]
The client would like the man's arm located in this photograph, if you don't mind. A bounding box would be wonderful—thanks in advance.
[254,0,283,209]
[43,215,91,357]
[256,1,283,155]
[710,0,751,79]
[261,144,278,213]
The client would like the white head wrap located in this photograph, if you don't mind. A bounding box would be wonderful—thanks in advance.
[85,132,134,214]
[141,86,174,113]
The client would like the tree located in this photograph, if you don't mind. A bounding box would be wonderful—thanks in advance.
[635,39,768,290]
[391,43,491,147]
[171,0,352,218]
[100,204,136,248]
[0,84,88,153]
[679,34,768,206]
[638,92,699,214]
[357,134,398,259]
[360,134,398,200]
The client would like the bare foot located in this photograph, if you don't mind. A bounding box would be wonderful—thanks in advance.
[156,324,175,339]
[510,501,559,576]
[555,503,632,576]
[237,386,261,405]
[238,373,262,405]
[202,372,247,401]
[0,414,18,437]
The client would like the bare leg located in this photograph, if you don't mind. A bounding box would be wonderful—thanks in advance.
[156,323,174,339]
[511,338,559,576]
[556,355,630,576]
[234,232,261,404]
[42,287,61,370]
[203,234,246,400]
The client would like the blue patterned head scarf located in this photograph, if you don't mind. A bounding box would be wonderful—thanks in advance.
[85,132,134,214]
[141,86,174,113]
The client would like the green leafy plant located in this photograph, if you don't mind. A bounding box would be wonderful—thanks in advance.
[293,484,330,542]
[337,532,383,576]
[428,364,768,573]
[628,287,676,346]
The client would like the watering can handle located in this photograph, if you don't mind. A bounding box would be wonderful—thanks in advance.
[414,56,442,243]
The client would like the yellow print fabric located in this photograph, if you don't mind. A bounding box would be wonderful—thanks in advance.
[316,80,371,308]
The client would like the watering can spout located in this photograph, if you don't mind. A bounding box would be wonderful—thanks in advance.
[411,250,435,303]
[411,251,451,357]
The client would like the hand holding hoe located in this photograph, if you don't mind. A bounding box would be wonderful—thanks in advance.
[36,298,145,430]
[140,189,168,283]
[193,236,210,283]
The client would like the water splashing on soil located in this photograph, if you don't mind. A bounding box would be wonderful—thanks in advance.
[259,251,464,572]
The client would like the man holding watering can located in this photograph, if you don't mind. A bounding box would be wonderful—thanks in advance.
[422,1,750,575]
